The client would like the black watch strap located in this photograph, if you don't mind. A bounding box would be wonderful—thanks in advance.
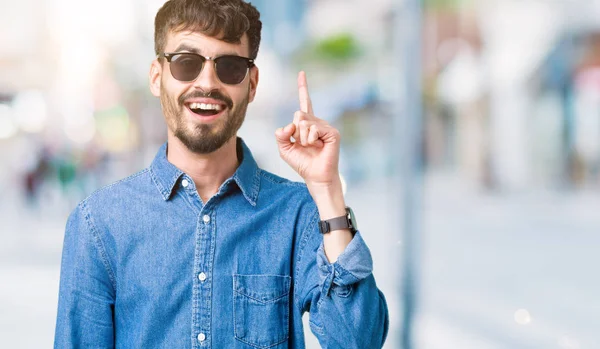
[318,207,356,234]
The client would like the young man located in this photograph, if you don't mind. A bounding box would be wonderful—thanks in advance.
[54,0,389,348]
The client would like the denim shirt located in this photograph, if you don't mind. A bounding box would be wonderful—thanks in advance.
[54,138,389,349]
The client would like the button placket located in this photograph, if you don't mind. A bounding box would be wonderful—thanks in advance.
[198,272,207,282]
[193,207,214,348]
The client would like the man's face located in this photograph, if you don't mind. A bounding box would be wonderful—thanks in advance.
[150,30,259,154]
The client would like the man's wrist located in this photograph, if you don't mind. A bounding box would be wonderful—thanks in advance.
[307,178,346,220]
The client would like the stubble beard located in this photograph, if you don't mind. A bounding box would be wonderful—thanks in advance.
[160,85,249,154]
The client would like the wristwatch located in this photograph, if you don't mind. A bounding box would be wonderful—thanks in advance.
[318,207,357,234]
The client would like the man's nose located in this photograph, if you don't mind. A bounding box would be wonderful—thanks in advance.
[192,60,220,92]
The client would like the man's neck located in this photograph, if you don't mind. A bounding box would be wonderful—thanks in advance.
[166,135,240,203]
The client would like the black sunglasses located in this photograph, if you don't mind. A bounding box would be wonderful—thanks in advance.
[160,52,255,85]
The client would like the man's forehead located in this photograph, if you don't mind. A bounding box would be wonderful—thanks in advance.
[166,30,249,55]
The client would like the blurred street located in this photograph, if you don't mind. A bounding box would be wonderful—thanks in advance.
[3,0,600,347]
[416,175,600,349]
[1,172,597,348]
[0,188,64,348]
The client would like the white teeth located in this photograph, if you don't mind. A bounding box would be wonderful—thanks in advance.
[189,103,223,111]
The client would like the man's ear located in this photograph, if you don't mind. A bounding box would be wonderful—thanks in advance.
[248,66,259,103]
[149,59,163,97]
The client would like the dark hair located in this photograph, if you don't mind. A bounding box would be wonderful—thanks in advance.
[154,0,262,59]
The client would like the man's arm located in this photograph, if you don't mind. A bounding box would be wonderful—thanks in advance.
[54,202,116,348]
[276,71,389,347]
[274,71,359,263]
[294,207,389,348]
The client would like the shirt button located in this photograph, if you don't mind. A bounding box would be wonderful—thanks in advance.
[203,215,210,224]
[197,333,206,342]
[182,179,189,188]
[198,272,207,282]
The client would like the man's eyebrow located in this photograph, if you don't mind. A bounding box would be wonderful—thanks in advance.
[172,43,243,57]
[173,43,201,53]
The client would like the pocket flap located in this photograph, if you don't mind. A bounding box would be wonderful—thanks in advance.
[233,275,291,303]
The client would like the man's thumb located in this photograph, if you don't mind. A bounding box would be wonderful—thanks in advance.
[275,123,296,149]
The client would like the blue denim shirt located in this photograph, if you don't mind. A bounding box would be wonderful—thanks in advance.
[54,139,389,348]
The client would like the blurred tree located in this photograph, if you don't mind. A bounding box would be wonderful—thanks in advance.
[295,32,362,66]
[313,33,361,62]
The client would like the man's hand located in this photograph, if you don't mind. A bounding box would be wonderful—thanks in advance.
[276,72,352,263]
[275,71,341,189]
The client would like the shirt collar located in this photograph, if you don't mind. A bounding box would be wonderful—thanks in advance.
[149,138,260,206]
[231,138,260,206]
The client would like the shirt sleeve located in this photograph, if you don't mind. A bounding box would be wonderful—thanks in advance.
[295,208,389,349]
[54,202,116,348]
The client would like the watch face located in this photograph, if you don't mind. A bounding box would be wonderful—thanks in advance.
[346,207,357,230]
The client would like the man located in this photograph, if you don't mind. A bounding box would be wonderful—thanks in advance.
[54,0,389,348]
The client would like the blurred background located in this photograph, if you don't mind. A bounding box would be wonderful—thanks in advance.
[1,0,599,348]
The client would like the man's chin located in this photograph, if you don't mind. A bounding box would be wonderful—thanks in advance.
[175,129,231,154]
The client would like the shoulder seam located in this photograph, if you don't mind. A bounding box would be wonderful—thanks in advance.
[82,168,150,204]
[79,201,118,293]
[259,169,306,188]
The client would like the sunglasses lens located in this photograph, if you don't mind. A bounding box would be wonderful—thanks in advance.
[170,54,204,81]
[216,56,249,84]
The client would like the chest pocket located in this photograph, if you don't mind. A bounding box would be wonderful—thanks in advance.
[233,274,291,348]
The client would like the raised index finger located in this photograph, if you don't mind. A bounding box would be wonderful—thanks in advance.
[298,71,314,115]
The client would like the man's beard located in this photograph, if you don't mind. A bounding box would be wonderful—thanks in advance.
[160,86,248,154]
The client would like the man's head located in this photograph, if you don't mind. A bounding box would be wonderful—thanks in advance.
[150,0,262,154]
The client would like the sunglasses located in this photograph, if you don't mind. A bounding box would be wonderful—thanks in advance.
[160,52,255,85]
